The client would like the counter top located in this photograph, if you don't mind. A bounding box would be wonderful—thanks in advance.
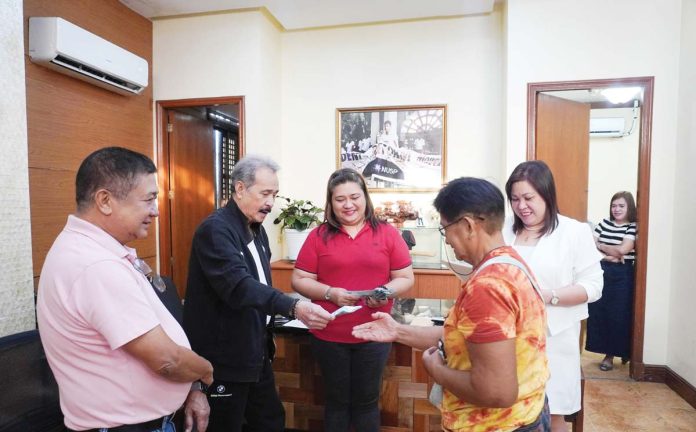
[271,260,462,299]
[271,314,441,335]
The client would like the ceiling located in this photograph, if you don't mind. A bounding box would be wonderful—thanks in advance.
[119,0,496,30]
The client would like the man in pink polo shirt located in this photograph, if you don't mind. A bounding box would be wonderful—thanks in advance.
[37,147,213,432]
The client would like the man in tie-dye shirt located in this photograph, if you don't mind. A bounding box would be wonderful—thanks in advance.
[441,245,548,431]
[354,177,549,432]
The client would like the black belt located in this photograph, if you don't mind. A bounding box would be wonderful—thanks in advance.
[603,259,635,265]
[69,415,169,432]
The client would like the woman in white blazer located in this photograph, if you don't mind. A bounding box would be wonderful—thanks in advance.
[503,161,603,432]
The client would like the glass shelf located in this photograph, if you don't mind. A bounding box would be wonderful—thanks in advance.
[399,226,444,269]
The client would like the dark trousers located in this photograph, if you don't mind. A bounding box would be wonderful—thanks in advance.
[206,359,284,432]
[311,337,391,432]
[586,260,635,358]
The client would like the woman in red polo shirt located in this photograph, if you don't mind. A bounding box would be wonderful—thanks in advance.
[291,168,414,432]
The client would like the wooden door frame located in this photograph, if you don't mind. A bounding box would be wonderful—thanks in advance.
[527,77,654,381]
[155,96,245,279]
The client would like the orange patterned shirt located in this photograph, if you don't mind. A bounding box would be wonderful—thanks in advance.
[441,247,549,432]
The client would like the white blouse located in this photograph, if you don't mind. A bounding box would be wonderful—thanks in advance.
[503,214,603,336]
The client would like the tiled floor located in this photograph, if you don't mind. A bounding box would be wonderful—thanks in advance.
[578,351,696,431]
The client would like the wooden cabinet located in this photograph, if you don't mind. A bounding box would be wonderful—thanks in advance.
[270,260,461,300]
[271,260,295,293]
[273,332,442,432]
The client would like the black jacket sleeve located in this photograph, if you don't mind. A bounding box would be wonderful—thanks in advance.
[191,218,295,316]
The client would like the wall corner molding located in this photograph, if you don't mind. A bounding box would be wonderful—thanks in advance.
[640,364,696,410]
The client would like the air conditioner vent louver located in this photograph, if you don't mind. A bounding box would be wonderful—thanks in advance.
[50,55,144,93]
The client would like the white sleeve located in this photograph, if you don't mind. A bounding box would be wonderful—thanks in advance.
[576,262,604,303]
[574,222,604,302]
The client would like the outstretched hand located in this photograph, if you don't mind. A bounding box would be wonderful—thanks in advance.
[352,312,399,342]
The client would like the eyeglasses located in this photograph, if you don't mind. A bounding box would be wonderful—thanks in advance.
[438,215,486,236]
[132,258,167,293]
[438,216,464,236]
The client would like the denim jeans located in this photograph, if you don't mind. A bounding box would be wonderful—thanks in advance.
[311,337,391,432]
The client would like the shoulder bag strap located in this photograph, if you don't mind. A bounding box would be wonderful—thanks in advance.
[474,255,544,301]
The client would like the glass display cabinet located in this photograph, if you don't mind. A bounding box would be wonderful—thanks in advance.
[399,226,443,269]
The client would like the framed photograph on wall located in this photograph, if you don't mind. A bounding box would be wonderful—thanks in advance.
[336,105,447,192]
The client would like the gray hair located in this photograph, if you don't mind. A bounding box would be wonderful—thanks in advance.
[231,155,280,187]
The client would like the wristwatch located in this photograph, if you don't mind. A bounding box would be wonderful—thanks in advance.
[191,380,209,393]
[324,287,333,301]
[550,290,560,306]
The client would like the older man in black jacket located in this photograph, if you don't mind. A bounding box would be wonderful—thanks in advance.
[184,155,332,432]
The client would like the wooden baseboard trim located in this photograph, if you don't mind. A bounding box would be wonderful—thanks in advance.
[665,366,696,410]
[640,363,667,382]
[639,364,696,410]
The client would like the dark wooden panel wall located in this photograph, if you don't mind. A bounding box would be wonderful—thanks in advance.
[23,0,154,282]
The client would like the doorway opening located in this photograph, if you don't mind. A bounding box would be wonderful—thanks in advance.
[156,96,245,300]
[526,77,654,381]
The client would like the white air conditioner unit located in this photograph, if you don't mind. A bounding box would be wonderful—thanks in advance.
[28,17,148,96]
[589,117,625,138]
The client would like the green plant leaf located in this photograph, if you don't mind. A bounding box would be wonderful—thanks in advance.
[273,195,323,231]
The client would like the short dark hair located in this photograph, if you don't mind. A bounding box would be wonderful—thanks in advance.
[322,168,380,240]
[609,191,637,223]
[504,160,559,236]
[433,177,505,233]
[76,147,157,211]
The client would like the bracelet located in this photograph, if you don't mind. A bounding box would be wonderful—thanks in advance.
[288,298,300,319]
[324,287,333,301]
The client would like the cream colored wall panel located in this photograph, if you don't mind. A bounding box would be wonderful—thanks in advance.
[670,0,696,388]
[0,0,35,336]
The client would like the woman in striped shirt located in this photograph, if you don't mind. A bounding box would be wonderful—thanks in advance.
[586,191,637,371]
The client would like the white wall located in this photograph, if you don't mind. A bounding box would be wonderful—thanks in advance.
[669,0,696,386]
[506,0,682,366]
[587,107,639,224]
[153,11,283,253]
[0,0,36,336]
[280,12,504,196]
[278,11,504,257]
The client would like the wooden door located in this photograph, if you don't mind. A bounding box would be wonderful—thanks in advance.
[535,93,590,221]
[166,110,215,298]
